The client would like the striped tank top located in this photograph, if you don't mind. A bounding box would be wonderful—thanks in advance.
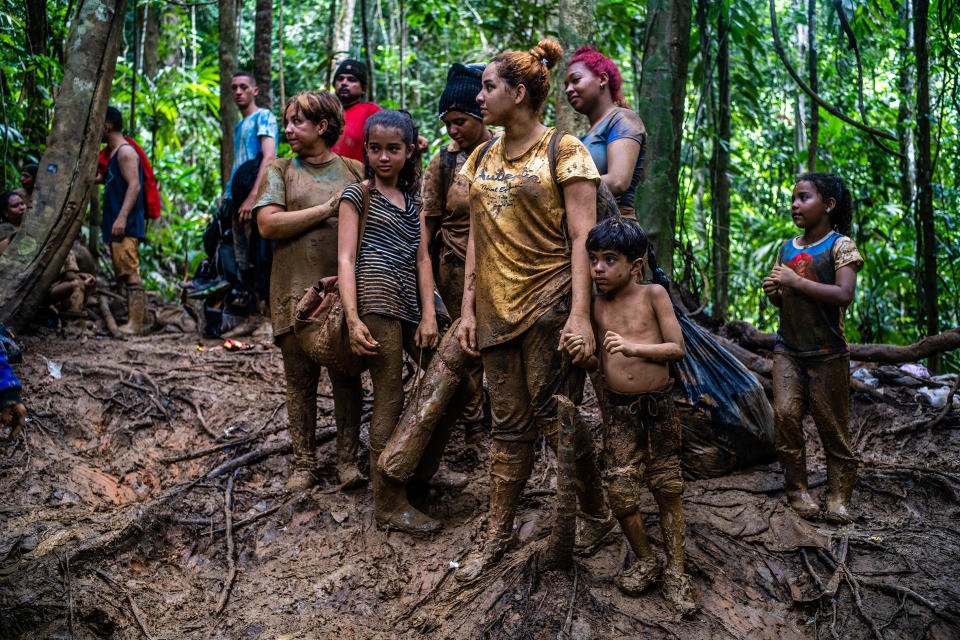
[340,182,422,324]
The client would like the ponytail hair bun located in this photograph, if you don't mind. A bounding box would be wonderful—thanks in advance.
[491,38,564,113]
[530,38,563,70]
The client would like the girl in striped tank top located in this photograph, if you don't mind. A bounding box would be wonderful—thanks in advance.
[337,110,444,535]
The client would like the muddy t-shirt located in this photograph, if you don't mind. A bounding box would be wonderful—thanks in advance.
[422,142,473,262]
[254,155,364,339]
[774,231,863,357]
[460,127,600,349]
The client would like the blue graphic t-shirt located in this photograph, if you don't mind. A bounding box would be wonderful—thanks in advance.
[224,108,278,199]
[580,107,646,209]
[774,231,863,357]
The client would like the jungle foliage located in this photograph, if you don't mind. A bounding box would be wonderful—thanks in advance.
[1,0,957,368]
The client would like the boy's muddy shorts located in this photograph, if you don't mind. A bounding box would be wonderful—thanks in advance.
[598,380,684,517]
[110,237,140,281]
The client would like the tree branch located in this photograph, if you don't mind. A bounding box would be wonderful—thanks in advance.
[768,0,899,145]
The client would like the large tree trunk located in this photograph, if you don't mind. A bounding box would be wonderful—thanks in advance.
[218,0,239,191]
[806,0,818,171]
[554,0,594,137]
[360,0,375,102]
[329,0,358,81]
[913,0,939,372]
[23,0,50,151]
[897,0,916,210]
[142,0,160,80]
[793,0,807,173]
[710,2,730,320]
[634,0,694,276]
[161,4,182,70]
[0,0,127,329]
[254,0,273,109]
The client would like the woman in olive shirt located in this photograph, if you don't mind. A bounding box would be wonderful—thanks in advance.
[455,39,612,582]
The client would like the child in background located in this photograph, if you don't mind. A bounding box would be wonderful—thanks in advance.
[338,110,455,535]
[762,173,862,525]
[561,217,696,617]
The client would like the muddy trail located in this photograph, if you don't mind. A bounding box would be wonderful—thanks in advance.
[1,329,959,639]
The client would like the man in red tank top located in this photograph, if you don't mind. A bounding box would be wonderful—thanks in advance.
[331,60,381,163]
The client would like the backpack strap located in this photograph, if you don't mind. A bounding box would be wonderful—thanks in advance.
[547,128,565,203]
[356,180,372,256]
[341,155,365,183]
[474,137,497,169]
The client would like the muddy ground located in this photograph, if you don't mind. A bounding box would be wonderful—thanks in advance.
[1,327,959,639]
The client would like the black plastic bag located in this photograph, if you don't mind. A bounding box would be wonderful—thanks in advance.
[672,309,776,478]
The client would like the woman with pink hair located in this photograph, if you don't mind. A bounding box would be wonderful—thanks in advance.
[564,46,646,219]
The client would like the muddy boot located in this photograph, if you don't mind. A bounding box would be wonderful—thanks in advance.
[662,568,698,617]
[615,555,662,596]
[455,440,533,583]
[332,374,365,489]
[118,285,146,336]
[371,449,441,535]
[573,444,615,556]
[824,459,856,525]
[427,465,469,489]
[285,403,319,493]
[284,468,318,493]
[781,457,820,520]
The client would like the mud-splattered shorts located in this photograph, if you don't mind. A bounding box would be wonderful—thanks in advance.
[109,237,140,282]
[597,380,684,517]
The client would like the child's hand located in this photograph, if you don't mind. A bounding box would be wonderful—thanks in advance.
[769,265,802,288]
[603,330,636,357]
[348,318,380,356]
[415,315,439,350]
[761,276,782,298]
[559,330,585,359]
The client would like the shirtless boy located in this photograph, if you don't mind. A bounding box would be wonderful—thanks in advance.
[561,217,696,616]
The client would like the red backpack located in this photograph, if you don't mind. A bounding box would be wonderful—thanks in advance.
[97,137,162,220]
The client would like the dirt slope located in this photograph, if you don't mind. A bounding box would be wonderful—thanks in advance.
[1,330,958,639]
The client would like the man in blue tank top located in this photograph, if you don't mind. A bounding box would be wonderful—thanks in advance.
[97,106,147,335]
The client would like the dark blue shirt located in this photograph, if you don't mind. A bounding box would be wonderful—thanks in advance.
[101,144,146,243]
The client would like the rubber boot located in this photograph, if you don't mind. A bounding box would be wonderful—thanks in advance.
[565,416,614,556]
[781,456,820,520]
[119,285,146,336]
[455,440,533,583]
[370,449,441,535]
[333,375,365,489]
[284,396,319,493]
[573,451,615,555]
[824,458,856,525]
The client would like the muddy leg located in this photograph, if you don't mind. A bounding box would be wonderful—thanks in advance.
[455,439,534,582]
[773,353,819,519]
[808,355,857,524]
[648,456,696,616]
[278,333,322,492]
[364,314,440,535]
[600,391,660,592]
[527,307,610,548]
[330,370,365,489]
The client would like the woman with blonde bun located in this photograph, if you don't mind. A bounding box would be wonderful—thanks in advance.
[455,39,612,582]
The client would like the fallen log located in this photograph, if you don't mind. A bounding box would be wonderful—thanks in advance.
[725,320,960,363]
[717,335,887,402]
